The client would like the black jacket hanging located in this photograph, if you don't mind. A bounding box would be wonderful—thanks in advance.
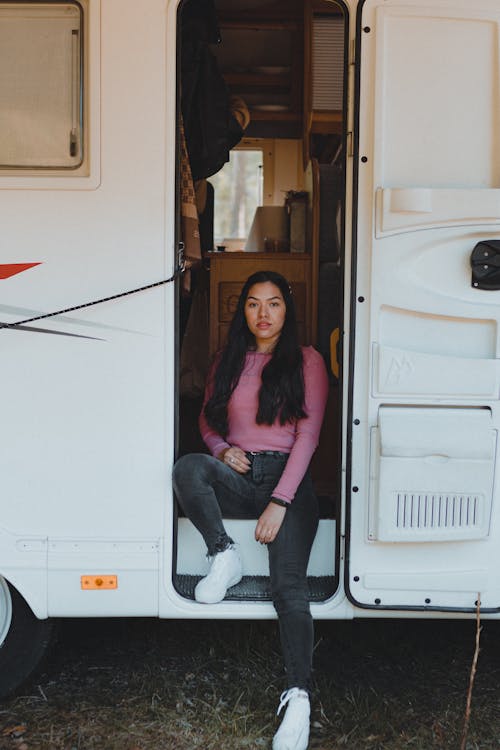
[180,0,244,181]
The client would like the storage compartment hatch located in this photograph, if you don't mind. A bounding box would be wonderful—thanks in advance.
[369,407,496,542]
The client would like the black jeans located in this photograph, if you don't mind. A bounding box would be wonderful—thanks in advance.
[172,451,319,692]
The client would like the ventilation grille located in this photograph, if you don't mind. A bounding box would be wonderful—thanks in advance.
[395,492,482,531]
[312,16,344,110]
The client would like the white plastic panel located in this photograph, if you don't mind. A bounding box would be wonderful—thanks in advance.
[376,188,500,237]
[362,569,489,597]
[369,408,496,542]
[374,345,500,398]
[47,539,159,616]
[379,306,497,359]
[374,8,500,189]
[350,0,500,610]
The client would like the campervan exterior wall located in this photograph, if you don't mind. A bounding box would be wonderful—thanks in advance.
[0,0,499,638]
[0,0,177,617]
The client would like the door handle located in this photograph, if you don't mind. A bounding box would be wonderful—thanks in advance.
[471,240,500,289]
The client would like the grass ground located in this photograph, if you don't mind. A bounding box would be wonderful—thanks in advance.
[0,617,499,749]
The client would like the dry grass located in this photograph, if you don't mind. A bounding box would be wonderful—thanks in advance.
[0,617,499,749]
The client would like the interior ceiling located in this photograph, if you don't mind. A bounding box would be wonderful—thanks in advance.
[216,0,281,11]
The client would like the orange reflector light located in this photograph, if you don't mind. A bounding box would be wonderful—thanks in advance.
[81,575,118,590]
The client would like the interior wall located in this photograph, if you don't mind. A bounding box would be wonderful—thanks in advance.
[268,139,303,205]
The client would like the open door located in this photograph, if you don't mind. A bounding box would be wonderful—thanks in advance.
[347,0,500,612]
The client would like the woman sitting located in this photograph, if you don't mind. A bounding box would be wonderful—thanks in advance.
[173,270,328,750]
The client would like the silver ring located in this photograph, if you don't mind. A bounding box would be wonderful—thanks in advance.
[229,457,234,464]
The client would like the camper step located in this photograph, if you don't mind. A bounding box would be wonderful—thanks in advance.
[174,574,337,602]
[176,518,336,577]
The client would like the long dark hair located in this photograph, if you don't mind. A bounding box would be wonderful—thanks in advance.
[204,270,306,437]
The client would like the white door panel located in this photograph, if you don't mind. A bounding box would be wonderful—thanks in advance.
[369,407,496,543]
[372,6,500,189]
[377,188,500,236]
[349,0,500,611]
[374,345,500,399]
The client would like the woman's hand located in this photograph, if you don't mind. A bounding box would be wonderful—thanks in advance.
[218,447,251,474]
[255,502,287,545]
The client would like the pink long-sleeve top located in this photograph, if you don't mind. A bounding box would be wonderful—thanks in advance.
[199,346,329,503]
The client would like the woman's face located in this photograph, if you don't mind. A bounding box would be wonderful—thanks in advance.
[244,281,287,352]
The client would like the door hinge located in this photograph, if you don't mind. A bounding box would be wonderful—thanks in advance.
[340,534,346,561]
[347,41,356,140]
[347,131,354,158]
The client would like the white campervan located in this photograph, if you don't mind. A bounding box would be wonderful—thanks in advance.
[1,0,500,696]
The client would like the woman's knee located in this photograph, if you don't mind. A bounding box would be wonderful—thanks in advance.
[272,587,310,617]
[270,566,309,614]
[172,452,215,489]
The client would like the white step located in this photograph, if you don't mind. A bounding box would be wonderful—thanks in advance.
[176,518,336,577]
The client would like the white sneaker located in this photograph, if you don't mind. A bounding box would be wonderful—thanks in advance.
[194,545,242,604]
[272,688,310,750]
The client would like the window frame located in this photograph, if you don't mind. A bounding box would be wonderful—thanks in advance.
[0,0,100,189]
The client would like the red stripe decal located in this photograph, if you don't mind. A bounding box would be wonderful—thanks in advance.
[0,263,41,279]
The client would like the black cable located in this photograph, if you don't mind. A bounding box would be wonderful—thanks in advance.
[0,269,181,331]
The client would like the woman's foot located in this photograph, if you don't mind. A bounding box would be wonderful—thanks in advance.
[272,687,310,750]
[194,545,242,603]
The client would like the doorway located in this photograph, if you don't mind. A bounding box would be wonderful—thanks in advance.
[174,0,348,602]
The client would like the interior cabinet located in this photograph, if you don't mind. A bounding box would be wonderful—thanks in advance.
[215,1,345,145]
[215,1,304,138]
[209,252,312,356]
